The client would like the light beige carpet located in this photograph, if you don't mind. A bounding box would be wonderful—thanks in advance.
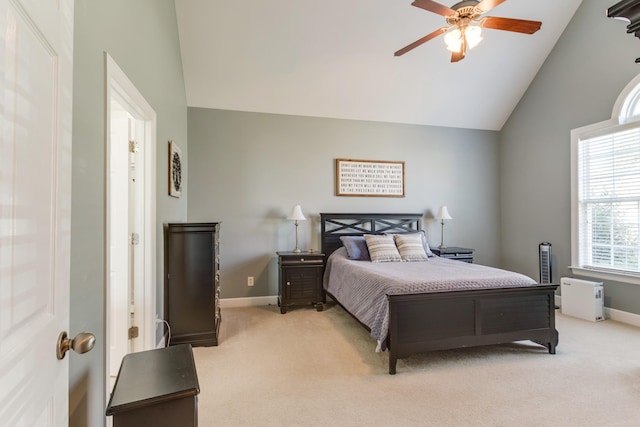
[192,302,640,426]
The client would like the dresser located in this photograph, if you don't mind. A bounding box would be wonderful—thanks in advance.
[277,251,325,314]
[430,246,474,263]
[164,223,221,346]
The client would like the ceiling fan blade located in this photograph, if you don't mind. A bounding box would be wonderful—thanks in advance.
[481,16,542,34]
[394,27,449,56]
[475,0,508,13]
[451,49,465,62]
[411,0,456,17]
[451,35,467,62]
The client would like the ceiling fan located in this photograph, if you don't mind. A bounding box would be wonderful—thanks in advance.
[395,0,542,62]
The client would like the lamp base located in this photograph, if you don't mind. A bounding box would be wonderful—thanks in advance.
[439,220,447,251]
[292,221,302,254]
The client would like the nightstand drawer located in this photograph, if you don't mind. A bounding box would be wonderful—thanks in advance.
[280,255,324,266]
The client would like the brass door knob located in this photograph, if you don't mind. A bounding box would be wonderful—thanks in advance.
[56,331,96,360]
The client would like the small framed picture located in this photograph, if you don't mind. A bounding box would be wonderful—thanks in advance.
[168,140,182,198]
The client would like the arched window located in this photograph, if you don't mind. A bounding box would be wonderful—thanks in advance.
[571,74,640,284]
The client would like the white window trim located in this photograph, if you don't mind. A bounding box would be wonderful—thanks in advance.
[570,266,640,285]
[570,72,640,285]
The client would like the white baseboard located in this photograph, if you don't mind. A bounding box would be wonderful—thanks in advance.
[221,296,278,308]
[605,307,640,327]
[555,295,640,327]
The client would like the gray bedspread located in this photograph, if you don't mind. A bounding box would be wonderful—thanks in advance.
[323,247,537,349]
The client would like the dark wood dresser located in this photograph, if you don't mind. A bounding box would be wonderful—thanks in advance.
[277,251,325,314]
[106,344,199,427]
[164,223,221,346]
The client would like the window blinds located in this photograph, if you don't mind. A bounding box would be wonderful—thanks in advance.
[578,127,640,272]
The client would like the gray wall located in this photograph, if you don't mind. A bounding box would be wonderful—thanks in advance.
[187,108,501,299]
[500,0,640,313]
[70,1,187,425]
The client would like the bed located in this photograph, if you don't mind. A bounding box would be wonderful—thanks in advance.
[320,213,558,374]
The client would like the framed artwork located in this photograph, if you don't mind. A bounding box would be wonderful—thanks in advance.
[168,140,183,197]
[335,158,405,197]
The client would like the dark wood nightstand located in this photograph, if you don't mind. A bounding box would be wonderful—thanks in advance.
[277,251,325,314]
[430,246,474,263]
[106,344,199,427]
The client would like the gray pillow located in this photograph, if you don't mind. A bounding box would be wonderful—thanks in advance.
[339,235,370,260]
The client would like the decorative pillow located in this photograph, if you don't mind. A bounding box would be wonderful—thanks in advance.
[364,234,402,263]
[393,233,429,262]
[386,230,435,257]
[340,235,370,261]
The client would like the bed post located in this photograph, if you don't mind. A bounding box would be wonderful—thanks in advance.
[387,295,398,375]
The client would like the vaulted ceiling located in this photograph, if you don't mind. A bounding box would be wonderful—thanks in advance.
[175,0,584,131]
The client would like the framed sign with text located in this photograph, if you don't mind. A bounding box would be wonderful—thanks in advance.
[335,158,405,197]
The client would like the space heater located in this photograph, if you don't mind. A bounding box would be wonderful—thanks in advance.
[539,242,552,284]
[560,277,604,322]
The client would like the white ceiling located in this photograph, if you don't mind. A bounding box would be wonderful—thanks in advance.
[175,0,583,131]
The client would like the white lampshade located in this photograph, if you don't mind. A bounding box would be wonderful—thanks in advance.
[435,206,452,221]
[465,25,483,49]
[444,28,463,52]
[288,205,306,221]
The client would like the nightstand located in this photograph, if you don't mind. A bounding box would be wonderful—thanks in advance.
[277,251,325,314]
[430,246,474,263]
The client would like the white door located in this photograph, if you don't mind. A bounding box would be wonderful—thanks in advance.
[108,108,133,378]
[129,118,146,353]
[108,113,145,379]
[0,0,76,425]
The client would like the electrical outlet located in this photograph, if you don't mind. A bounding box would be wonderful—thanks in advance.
[248,276,254,286]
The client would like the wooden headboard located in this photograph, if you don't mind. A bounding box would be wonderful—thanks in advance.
[320,213,423,256]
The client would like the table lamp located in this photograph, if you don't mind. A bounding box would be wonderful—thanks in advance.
[435,205,452,249]
[288,205,306,253]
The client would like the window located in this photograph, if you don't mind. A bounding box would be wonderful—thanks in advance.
[571,74,640,284]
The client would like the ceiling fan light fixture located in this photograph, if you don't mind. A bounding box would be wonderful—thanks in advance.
[465,25,483,49]
[395,0,542,62]
[444,24,483,53]
[444,28,463,52]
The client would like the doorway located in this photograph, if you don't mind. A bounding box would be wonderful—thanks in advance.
[104,53,157,391]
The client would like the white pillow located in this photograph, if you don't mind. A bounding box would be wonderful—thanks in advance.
[394,233,429,262]
[364,234,402,263]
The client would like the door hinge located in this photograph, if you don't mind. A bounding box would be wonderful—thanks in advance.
[128,326,139,339]
[130,233,140,245]
[129,140,140,153]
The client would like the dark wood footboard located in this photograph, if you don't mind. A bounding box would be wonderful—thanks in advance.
[386,285,558,374]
